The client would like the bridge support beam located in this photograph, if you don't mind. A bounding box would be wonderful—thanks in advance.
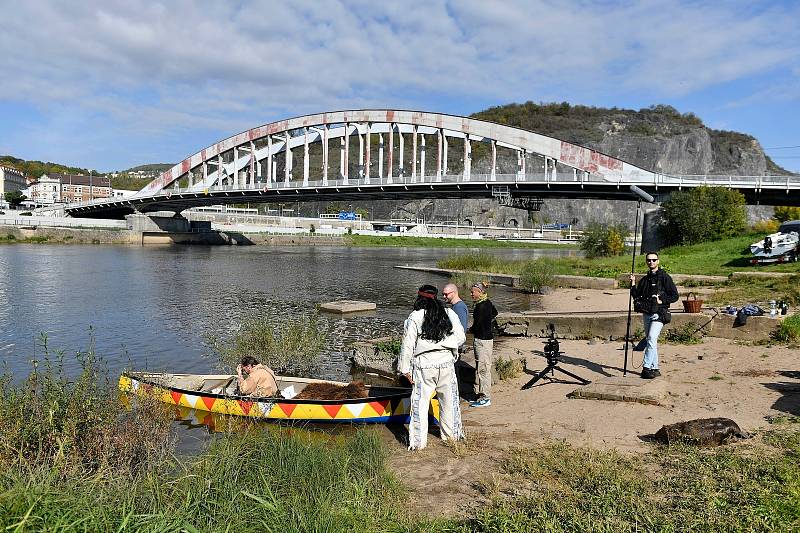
[267,135,273,186]
[387,124,394,183]
[322,127,328,186]
[420,134,426,180]
[463,135,471,182]
[364,124,370,184]
[285,131,292,185]
[303,127,309,187]
[411,126,418,182]
[343,122,350,185]
[378,133,384,180]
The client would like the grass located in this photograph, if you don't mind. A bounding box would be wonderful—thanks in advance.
[773,313,800,344]
[437,233,800,278]
[706,275,800,307]
[345,233,577,249]
[453,429,800,532]
[664,322,706,344]
[0,234,51,244]
[494,357,524,381]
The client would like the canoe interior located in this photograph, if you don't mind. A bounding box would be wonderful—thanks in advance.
[126,371,409,400]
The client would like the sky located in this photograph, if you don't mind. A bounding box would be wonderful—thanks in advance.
[0,0,798,173]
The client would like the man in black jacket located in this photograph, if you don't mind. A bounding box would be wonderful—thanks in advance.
[469,282,498,406]
[629,252,679,379]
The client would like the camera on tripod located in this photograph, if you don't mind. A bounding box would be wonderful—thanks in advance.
[543,323,560,364]
[521,323,590,390]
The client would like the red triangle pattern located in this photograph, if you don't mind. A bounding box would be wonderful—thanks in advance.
[368,400,388,416]
[278,403,297,417]
[200,395,216,411]
[323,404,343,419]
[238,400,254,415]
[171,391,182,405]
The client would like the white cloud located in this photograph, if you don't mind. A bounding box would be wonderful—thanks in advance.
[0,0,798,168]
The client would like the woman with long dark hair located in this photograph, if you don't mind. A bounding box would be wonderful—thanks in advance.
[398,284,466,450]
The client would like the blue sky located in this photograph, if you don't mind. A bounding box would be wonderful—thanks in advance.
[0,0,798,173]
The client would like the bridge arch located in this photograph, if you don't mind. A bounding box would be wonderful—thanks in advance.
[66,109,800,218]
[138,109,652,197]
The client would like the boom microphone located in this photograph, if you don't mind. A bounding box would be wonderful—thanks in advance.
[629,185,654,203]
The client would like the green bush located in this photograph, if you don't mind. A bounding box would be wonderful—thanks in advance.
[773,314,800,344]
[774,206,800,223]
[579,222,629,258]
[661,186,747,245]
[374,338,401,357]
[518,259,556,293]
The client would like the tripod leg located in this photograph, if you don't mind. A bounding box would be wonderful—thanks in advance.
[521,364,555,390]
[553,366,591,385]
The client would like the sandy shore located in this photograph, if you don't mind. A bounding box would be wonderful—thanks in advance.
[384,287,800,518]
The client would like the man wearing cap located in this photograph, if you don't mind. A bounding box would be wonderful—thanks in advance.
[469,282,498,407]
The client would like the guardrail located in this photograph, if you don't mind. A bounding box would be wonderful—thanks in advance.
[66,171,800,210]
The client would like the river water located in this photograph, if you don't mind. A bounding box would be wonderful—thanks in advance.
[0,244,577,380]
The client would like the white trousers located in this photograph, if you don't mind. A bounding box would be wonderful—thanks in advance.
[408,363,464,450]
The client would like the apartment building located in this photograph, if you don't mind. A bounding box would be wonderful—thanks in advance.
[30,173,113,204]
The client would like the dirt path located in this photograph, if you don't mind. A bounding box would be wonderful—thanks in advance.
[382,288,800,518]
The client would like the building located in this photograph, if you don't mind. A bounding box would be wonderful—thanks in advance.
[29,175,62,205]
[56,173,112,203]
[1,165,28,206]
[29,173,113,204]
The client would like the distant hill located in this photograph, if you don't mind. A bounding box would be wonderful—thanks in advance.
[121,164,173,174]
[0,155,91,179]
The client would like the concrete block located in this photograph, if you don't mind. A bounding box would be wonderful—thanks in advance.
[568,376,667,405]
[711,313,781,341]
[319,300,377,313]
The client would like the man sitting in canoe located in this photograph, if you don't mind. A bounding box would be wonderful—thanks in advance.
[236,356,278,397]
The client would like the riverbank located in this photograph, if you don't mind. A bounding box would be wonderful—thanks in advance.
[0,224,578,249]
[438,233,800,275]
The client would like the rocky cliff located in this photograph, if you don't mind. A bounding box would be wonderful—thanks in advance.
[372,103,785,229]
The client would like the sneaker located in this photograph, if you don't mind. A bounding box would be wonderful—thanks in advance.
[641,368,658,379]
[651,369,661,377]
[469,397,491,408]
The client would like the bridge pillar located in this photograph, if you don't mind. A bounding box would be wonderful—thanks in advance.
[358,128,364,179]
[322,126,328,186]
[303,127,309,187]
[420,134,426,181]
[249,141,256,187]
[217,155,223,186]
[267,135,273,185]
[343,122,350,185]
[387,123,394,183]
[234,146,239,188]
[398,127,405,178]
[442,132,448,178]
[463,135,471,181]
[411,126,417,182]
[436,129,442,182]
[491,140,497,181]
[188,169,194,188]
[378,133,384,180]
[339,136,345,181]
[364,123,370,184]
[203,160,208,185]
[285,131,292,185]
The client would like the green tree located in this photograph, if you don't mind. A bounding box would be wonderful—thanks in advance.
[579,222,629,258]
[661,186,746,245]
[774,206,800,223]
[4,190,26,207]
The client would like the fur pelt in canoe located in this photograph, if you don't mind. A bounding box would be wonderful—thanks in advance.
[294,381,368,400]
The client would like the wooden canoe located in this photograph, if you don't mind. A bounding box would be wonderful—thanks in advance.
[119,371,440,424]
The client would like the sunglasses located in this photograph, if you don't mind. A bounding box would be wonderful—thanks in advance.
[646,258,659,263]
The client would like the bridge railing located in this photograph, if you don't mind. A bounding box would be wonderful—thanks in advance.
[66,170,800,210]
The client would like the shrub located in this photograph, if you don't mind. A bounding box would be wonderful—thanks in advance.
[494,358,524,380]
[374,338,401,357]
[579,222,629,258]
[774,206,800,223]
[661,186,747,245]
[752,219,779,233]
[207,313,328,376]
[664,323,705,344]
[772,314,800,344]
[519,259,556,293]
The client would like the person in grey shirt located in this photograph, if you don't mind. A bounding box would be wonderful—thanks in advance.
[442,283,468,340]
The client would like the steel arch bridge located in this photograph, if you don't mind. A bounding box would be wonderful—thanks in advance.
[67,109,800,218]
